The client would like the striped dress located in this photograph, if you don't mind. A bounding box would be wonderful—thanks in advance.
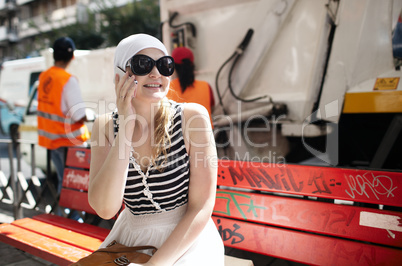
[99,101,224,265]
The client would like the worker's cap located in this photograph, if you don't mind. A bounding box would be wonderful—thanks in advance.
[53,37,75,61]
[172,47,194,64]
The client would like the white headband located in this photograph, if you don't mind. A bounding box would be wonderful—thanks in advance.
[114,34,168,77]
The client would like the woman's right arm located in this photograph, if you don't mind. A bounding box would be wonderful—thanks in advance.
[87,114,130,219]
[88,73,137,219]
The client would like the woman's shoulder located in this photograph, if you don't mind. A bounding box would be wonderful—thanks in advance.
[168,100,207,116]
[182,102,208,113]
[180,102,211,128]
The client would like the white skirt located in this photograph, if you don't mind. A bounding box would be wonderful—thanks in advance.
[99,204,225,266]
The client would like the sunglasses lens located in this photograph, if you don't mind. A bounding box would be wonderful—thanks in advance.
[131,55,153,75]
[130,55,175,76]
[157,57,175,76]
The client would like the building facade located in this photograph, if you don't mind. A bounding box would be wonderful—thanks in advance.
[0,0,92,60]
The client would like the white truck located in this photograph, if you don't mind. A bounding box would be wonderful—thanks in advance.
[159,0,402,170]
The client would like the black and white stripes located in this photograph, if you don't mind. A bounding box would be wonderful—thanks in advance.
[113,102,190,215]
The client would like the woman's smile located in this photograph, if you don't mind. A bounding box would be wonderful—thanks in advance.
[144,83,163,89]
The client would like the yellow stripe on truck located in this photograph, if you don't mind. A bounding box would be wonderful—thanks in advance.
[342,90,402,113]
[18,124,38,132]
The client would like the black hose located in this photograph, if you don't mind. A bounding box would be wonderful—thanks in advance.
[238,29,254,51]
[160,12,197,42]
[169,12,197,37]
[228,53,267,102]
[215,51,237,114]
[215,29,268,108]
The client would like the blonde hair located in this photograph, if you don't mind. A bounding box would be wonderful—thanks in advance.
[152,98,172,171]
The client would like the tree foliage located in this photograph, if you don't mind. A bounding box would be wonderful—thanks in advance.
[98,0,161,47]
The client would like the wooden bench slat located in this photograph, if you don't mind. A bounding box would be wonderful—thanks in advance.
[214,188,402,248]
[212,216,402,266]
[217,160,402,207]
[34,213,109,240]
[59,188,97,215]
[0,223,91,266]
[11,217,103,251]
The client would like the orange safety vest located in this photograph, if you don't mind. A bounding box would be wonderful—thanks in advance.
[168,79,214,126]
[37,66,89,149]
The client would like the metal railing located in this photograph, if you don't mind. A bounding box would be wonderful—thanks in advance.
[0,138,59,220]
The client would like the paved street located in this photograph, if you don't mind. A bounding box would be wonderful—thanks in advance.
[0,241,55,266]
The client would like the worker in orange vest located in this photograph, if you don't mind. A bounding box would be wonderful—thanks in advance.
[37,37,89,193]
[167,47,215,127]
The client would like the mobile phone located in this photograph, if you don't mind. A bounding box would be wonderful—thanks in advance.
[115,66,126,79]
[115,66,137,84]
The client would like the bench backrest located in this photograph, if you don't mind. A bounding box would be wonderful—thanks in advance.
[212,160,402,265]
[59,148,402,265]
[58,147,95,215]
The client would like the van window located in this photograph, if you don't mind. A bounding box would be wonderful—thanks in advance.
[26,87,38,115]
[29,72,41,95]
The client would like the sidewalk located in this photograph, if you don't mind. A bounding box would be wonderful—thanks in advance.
[0,241,56,266]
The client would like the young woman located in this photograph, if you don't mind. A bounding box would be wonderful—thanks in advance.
[88,34,224,266]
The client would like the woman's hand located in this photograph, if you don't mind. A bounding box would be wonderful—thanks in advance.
[115,71,137,119]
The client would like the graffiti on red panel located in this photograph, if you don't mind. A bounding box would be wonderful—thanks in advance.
[220,164,399,202]
[221,165,341,194]
[75,150,90,165]
[215,218,245,245]
[215,191,266,220]
[65,169,89,190]
[215,190,357,234]
[332,241,379,265]
[300,209,356,234]
[344,172,397,200]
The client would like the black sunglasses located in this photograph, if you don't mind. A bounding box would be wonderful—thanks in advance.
[122,54,174,77]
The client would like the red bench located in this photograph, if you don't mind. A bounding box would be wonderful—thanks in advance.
[214,160,402,265]
[1,147,402,265]
[0,147,108,265]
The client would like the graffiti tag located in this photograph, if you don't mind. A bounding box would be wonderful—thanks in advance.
[344,172,397,200]
[215,191,266,219]
[225,166,342,195]
[216,218,245,244]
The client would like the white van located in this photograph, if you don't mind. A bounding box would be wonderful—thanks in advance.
[19,47,117,171]
[0,57,46,137]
